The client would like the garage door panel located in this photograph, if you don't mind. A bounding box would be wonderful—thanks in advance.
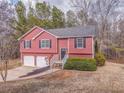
[24,56,35,67]
[36,56,48,67]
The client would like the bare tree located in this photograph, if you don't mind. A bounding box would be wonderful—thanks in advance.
[0,0,17,82]
[66,10,79,27]
[71,0,120,50]
[0,0,18,57]
[71,0,92,25]
[0,35,17,82]
[90,0,120,50]
[0,37,9,82]
[118,19,124,48]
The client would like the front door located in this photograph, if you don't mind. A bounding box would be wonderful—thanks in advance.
[61,48,67,60]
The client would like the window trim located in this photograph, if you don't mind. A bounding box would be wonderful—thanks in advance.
[75,38,85,49]
[39,39,51,49]
[24,40,31,49]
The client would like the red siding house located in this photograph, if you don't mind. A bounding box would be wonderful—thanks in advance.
[18,26,96,67]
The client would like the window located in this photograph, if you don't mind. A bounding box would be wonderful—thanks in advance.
[24,40,31,48]
[75,38,85,48]
[39,40,51,48]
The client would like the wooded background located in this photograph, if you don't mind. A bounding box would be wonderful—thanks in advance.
[0,0,123,62]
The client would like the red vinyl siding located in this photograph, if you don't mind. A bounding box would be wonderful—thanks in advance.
[19,27,94,62]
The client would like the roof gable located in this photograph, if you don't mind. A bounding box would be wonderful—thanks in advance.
[18,26,57,40]
[18,26,43,40]
[32,30,58,40]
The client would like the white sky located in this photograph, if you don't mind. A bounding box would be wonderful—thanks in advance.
[20,0,71,12]
[5,0,124,14]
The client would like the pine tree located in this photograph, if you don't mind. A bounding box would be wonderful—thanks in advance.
[12,1,29,38]
[35,1,51,19]
[52,6,65,28]
[27,5,41,27]
[35,1,53,29]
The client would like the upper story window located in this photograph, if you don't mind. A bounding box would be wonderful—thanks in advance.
[24,40,31,48]
[39,39,51,48]
[75,38,86,48]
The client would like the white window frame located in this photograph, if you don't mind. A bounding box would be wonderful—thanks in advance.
[40,39,51,49]
[24,40,31,49]
[76,38,84,48]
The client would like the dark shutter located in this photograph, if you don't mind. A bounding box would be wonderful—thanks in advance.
[83,38,86,48]
[39,40,41,48]
[74,38,77,48]
[24,41,25,48]
[30,40,31,48]
[50,40,51,48]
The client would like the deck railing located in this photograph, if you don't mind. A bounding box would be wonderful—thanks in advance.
[45,57,49,65]
[62,54,68,69]
[50,54,59,70]
[50,54,68,70]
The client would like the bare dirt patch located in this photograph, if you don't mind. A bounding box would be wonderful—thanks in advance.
[36,70,75,80]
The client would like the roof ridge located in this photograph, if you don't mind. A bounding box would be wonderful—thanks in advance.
[47,25,95,31]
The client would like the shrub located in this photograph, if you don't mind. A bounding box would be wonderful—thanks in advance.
[64,58,97,71]
[67,58,82,62]
[67,58,96,65]
[95,52,106,66]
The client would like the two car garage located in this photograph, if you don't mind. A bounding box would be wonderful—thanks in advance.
[23,56,49,68]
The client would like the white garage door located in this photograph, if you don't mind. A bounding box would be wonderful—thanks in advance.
[36,56,48,67]
[24,56,35,67]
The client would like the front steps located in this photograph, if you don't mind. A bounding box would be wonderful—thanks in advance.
[51,60,63,69]
[50,55,68,70]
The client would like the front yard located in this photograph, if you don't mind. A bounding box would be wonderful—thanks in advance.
[0,62,124,93]
[0,59,22,70]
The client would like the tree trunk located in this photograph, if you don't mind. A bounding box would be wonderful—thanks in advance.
[0,60,8,83]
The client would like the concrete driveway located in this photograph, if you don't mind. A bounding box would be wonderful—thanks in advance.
[0,66,59,82]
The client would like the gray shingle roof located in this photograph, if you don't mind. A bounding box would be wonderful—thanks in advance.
[47,25,96,38]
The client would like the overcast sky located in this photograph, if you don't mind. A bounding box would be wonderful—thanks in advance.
[40,0,71,12]
[8,0,71,12]
[8,0,124,13]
